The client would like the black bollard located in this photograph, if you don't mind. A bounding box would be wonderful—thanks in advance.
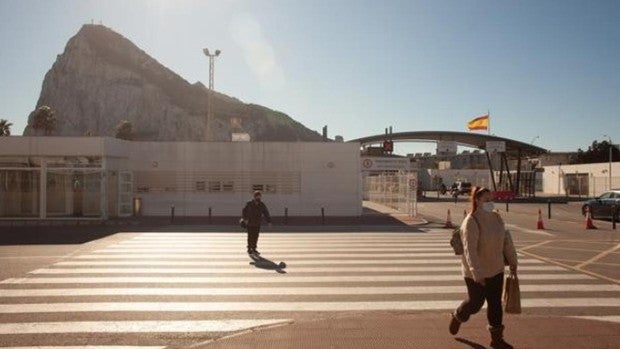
[284,207,288,225]
[321,207,325,225]
[548,200,551,220]
[505,200,509,212]
[170,205,175,223]
[208,207,212,224]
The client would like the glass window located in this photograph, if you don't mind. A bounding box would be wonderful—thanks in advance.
[209,181,221,192]
[196,181,206,191]
[0,170,40,217]
[222,181,234,192]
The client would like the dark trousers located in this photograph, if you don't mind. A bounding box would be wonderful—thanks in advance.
[455,272,504,328]
[247,225,261,250]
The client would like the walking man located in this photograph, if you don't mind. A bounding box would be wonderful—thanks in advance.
[242,190,272,255]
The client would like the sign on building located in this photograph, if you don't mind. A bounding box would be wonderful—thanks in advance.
[361,157,414,172]
[232,133,251,142]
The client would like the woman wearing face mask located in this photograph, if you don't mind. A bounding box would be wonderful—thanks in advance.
[449,186,518,349]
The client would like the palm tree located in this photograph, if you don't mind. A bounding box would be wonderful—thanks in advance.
[115,120,134,140]
[31,106,57,135]
[0,119,12,136]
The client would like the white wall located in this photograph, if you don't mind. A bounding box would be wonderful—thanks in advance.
[542,162,620,196]
[127,141,362,216]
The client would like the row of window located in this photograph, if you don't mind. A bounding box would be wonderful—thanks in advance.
[133,171,301,194]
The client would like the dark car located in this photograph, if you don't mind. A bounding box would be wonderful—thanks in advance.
[581,190,620,221]
[450,181,472,196]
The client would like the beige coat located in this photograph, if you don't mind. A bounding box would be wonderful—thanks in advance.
[460,209,518,280]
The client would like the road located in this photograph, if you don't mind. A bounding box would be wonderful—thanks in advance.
[0,212,619,348]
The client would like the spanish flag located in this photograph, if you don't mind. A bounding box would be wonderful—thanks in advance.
[467,114,489,131]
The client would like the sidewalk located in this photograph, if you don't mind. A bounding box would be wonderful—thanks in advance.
[192,312,619,349]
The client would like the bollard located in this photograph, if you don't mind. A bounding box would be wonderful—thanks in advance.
[321,207,325,225]
[505,200,509,213]
[548,200,551,220]
[170,205,175,223]
[613,205,617,230]
[284,207,288,225]
[208,207,212,224]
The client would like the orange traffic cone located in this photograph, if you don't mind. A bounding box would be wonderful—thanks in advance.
[585,207,597,230]
[536,209,545,230]
[444,209,455,228]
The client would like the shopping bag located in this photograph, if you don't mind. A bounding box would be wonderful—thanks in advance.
[503,272,521,314]
[449,228,463,255]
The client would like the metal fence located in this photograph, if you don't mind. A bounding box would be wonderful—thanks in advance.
[364,171,418,216]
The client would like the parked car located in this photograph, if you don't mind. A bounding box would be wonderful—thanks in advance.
[450,181,472,196]
[581,190,620,221]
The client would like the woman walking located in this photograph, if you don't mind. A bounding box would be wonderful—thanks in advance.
[449,186,518,349]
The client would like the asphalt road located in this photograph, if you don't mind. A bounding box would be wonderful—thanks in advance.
[0,201,618,348]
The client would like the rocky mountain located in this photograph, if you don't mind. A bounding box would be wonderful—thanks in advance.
[24,24,324,142]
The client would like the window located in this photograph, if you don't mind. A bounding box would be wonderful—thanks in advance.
[209,181,221,192]
[222,181,234,192]
[196,181,205,191]
[252,184,264,192]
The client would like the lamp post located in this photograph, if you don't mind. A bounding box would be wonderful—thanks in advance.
[202,48,221,141]
[604,135,612,190]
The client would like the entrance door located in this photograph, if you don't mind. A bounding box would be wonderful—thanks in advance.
[118,171,133,217]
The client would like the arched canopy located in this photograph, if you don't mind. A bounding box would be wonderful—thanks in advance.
[350,131,547,157]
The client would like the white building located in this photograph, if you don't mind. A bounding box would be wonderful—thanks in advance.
[0,137,362,219]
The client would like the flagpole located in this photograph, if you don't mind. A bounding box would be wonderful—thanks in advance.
[487,110,490,135]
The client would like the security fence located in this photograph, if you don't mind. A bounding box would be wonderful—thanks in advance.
[364,171,418,216]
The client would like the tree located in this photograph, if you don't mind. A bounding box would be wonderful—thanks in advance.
[0,119,12,136]
[572,139,620,164]
[31,106,57,135]
[115,120,134,140]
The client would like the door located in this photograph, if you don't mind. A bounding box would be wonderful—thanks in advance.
[118,171,133,217]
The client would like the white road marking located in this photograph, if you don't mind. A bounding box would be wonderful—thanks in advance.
[0,319,290,334]
[0,347,165,349]
[0,274,593,284]
[506,224,555,237]
[0,284,617,298]
[72,253,466,259]
[93,247,454,253]
[29,265,565,274]
[1,298,618,313]
[54,259,544,266]
[572,316,620,324]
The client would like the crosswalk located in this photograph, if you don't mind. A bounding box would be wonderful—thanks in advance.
[1,231,619,348]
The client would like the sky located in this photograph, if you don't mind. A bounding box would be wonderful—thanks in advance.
[0,0,618,155]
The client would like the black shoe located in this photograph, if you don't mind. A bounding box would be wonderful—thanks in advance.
[449,313,461,335]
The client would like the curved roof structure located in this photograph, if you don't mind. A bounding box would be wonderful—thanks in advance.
[350,131,547,157]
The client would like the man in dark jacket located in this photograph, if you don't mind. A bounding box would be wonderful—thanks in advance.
[242,191,271,255]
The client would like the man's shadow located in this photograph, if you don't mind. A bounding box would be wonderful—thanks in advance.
[455,338,487,349]
[249,254,287,274]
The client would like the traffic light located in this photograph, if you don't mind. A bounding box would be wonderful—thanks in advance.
[382,140,394,153]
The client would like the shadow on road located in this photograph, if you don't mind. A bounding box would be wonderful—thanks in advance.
[250,254,287,274]
[455,337,488,349]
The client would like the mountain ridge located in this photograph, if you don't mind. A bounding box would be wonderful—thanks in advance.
[24,24,324,142]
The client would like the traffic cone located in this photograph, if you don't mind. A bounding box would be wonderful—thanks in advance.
[585,207,597,230]
[536,209,545,230]
[444,209,455,228]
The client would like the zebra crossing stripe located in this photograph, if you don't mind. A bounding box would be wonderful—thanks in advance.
[29,265,565,274]
[72,253,469,259]
[0,274,593,284]
[1,298,618,313]
[54,259,544,266]
[0,284,618,297]
[0,319,291,334]
[0,347,165,349]
[93,247,454,253]
[572,316,620,324]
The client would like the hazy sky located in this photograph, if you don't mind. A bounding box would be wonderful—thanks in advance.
[0,0,618,154]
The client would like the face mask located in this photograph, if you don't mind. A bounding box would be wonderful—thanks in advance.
[482,202,495,212]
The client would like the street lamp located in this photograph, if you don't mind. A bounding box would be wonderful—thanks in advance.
[604,135,612,190]
[202,48,221,141]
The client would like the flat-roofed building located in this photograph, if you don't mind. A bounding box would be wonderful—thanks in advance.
[0,137,361,219]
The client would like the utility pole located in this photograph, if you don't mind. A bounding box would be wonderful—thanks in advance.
[604,135,613,190]
[203,48,221,141]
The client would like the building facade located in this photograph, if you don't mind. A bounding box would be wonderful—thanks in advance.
[0,137,362,219]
